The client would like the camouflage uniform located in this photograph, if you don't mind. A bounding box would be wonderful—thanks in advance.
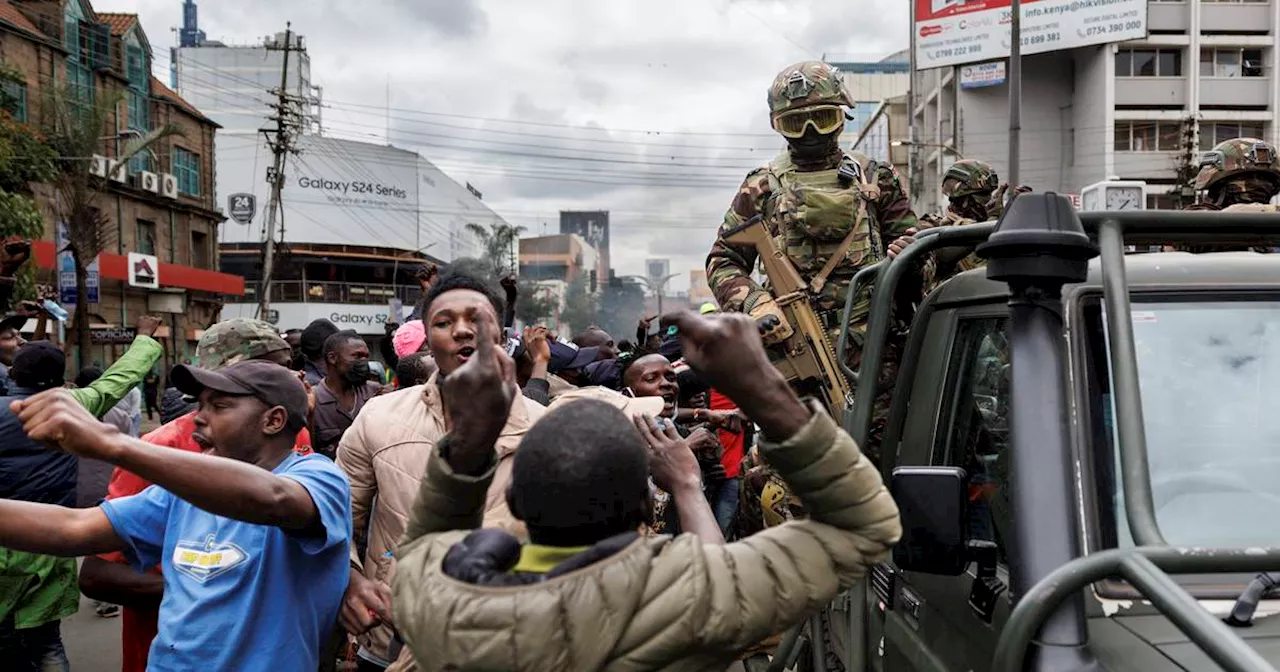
[919,160,1031,292]
[195,318,293,370]
[1179,137,1280,252]
[707,61,919,534]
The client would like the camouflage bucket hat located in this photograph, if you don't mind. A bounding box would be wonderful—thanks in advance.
[942,159,1000,198]
[196,318,291,371]
[1195,137,1280,191]
[767,61,855,117]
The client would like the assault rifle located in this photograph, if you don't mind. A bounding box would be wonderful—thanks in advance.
[723,215,852,418]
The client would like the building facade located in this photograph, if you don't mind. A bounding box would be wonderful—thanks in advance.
[851,94,910,175]
[829,51,911,140]
[559,210,610,280]
[910,0,1280,214]
[0,0,238,370]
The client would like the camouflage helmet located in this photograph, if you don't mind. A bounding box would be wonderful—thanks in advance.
[941,159,1000,198]
[195,318,291,371]
[1195,137,1280,192]
[767,61,855,117]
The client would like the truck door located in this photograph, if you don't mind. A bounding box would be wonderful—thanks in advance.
[881,308,1016,672]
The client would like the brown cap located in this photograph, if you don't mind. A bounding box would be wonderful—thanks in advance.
[171,359,308,432]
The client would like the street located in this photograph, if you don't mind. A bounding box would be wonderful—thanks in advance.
[63,588,123,672]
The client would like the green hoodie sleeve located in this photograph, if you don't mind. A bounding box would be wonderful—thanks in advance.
[68,335,163,419]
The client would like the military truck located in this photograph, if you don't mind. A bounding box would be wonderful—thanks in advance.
[770,195,1280,672]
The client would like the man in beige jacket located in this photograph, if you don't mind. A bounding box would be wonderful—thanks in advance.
[336,261,546,671]
[392,309,902,672]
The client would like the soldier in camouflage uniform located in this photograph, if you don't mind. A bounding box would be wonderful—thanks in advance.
[706,61,921,535]
[1179,137,1280,252]
[920,159,1031,290]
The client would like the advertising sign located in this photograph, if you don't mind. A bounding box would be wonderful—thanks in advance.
[915,0,1148,70]
[227,193,256,224]
[55,220,98,305]
[221,302,395,335]
[959,61,1007,88]
[128,253,160,289]
[216,134,505,259]
[90,326,137,344]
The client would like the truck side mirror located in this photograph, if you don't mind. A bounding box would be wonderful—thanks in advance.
[891,466,968,576]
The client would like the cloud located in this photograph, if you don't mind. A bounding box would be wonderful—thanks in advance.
[391,0,488,38]
[106,0,908,291]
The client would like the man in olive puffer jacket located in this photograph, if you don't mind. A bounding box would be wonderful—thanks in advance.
[392,310,902,672]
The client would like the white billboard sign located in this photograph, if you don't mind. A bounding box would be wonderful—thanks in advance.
[915,0,1148,70]
[221,302,394,335]
[216,134,497,260]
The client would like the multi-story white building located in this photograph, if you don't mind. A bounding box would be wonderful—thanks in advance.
[910,0,1280,214]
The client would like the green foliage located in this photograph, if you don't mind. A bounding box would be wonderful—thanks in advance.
[465,222,526,277]
[595,279,646,344]
[559,276,598,336]
[514,276,556,325]
[0,189,43,302]
[0,116,56,192]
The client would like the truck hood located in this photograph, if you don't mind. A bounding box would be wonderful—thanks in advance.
[1098,606,1280,670]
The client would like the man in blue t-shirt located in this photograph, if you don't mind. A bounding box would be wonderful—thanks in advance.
[0,359,352,671]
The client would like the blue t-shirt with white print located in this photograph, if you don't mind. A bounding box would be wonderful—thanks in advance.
[101,451,352,672]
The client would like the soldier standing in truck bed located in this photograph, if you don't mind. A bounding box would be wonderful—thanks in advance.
[705,60,923,533]
[1179,137,1280,253]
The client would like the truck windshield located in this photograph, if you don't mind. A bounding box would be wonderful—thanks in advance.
[1089,298,1280,549]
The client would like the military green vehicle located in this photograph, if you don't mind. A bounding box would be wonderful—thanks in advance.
[768,195,1280,672]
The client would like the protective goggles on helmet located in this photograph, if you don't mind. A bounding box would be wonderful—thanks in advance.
[773,105,846,139]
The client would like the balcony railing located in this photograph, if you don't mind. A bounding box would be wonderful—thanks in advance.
[239,281,422,306]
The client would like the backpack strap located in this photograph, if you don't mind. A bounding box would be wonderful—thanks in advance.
[810,155,882,293]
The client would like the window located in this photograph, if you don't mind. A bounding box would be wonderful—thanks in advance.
[191,230,209,268]
[1085,299,1280,549]
[937,317,1013,564]
[173,148,200,196]
[1116,48,1182,76]
[125,44,147,90]
[1146,193,1180,210]
[136,219,156,256]
[1114,121,1183,151]
[1200,121,1267,149]
[1200,48,1266,77]
[0,79,26,122]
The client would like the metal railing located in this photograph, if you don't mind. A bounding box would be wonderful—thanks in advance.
[240,280,421,307]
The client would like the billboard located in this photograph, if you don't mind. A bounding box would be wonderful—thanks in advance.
[646,258,670,282]
[217,134,499,259]
[56,220,98,305]
[915,0,1148,70]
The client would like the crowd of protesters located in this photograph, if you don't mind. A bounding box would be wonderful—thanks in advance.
[0,241,900,672]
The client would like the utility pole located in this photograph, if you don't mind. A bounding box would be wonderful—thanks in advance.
[1008,0,1021,188]
[259,23,305,320]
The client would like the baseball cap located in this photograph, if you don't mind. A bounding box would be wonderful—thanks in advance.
[196,318,291,371]
[548,341,600,373]
[171,360,309,432]
[0,313,27,334]
[699,302,719,314]
[11,340,65,389]
[547,385,665,420]
[583,358,622,388]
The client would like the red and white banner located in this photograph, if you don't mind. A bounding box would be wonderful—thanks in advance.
[915,0,1148,70]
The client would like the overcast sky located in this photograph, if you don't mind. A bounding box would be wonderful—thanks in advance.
[104,0,908,292]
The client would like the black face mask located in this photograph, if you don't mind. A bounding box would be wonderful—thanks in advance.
[786,127,841,167]
[344,361,371,384]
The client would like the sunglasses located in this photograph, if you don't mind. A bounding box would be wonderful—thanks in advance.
[773,105,845,139]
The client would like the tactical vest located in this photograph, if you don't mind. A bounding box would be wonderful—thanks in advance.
[760,151,884,314]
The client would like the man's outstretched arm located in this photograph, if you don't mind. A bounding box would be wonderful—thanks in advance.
[12,391,327,536]
[0,500,123,557]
